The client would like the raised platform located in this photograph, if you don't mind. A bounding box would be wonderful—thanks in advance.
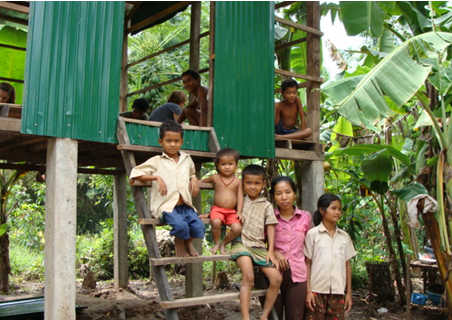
[0,117,324,173]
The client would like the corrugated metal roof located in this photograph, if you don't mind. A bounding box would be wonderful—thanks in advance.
[21,1,124,143]
[213,1,275,158]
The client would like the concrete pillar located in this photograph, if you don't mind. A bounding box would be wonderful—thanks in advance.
[114,173,129,289]
[301,161,324,215]
[44,138,78,320]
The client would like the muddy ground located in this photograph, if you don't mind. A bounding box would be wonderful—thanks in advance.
[2,276,448,320]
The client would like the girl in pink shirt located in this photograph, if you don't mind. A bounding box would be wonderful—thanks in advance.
[270,176,312,320]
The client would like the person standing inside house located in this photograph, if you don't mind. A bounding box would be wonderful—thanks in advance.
[149,90,187,122]
[177,69,208,127]
[0,82,16,104]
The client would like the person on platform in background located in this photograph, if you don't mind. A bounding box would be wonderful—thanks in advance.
[177,69,208,127]
[120,98,149,120]
[149,90,187,122]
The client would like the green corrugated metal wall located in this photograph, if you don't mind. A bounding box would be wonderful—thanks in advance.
[125,123,210,152]
[21,1,124,143]
[214,1,275,158]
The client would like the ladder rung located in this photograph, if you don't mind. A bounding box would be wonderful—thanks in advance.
[139,218,210,225]
[160,290,267,309]
[150,254,231,266]
[131,181,214,189]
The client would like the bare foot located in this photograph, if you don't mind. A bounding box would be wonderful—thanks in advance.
[185,241,199,256]
[210,242,221,254]
[175,238,188,257]
[219,242,228,255]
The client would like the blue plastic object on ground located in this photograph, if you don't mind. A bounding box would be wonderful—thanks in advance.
[411,292,428,305]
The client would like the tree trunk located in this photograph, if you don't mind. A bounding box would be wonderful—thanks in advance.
[388,200,407,283]
[376,195,405,303]
[0,232,10,293]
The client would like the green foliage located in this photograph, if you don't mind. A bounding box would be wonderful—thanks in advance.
[9,245,44,282]
[0,26,27,104]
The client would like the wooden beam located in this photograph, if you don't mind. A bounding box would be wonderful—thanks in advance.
[275,37,306,51]
[125,2,142,23]
[207,1,215,127]
[120,23,128,113]
[275,148,324,161]
[275,69,322,83]
[150,254,230,266]
[275,16,323,37]
[0,14,28,26]
[127,67,209,97]
[160,290,268,309]
[0,77,24,84]
[117,144,217,159]
[0,43,26,51]
[0,163,124,175]
[127,1,190,34]
[128,32,209,68]
[189,2,201,72]
[274,82,307,94]
[0,1,29,14]
[0,117,20,132]
[275,1,297,10]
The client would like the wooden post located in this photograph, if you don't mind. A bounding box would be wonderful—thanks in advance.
[113,172,129,289]
[302,2,323,213]
[406,254,411,320]
[189,2,201,72]
[186,162,203,298]
[207,1,215,127]
[44,138,77,320]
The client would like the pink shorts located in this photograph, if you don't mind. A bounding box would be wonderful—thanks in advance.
[210,206,240,225]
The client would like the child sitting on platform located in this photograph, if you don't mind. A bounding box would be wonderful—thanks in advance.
[230,165,282,320]
[129,120,205,257]
[200,148,243,254]
[275,79,312,140]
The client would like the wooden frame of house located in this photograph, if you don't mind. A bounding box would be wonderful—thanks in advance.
[0,2,323,319]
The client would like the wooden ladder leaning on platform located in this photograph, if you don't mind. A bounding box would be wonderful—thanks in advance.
[116,117,275,320]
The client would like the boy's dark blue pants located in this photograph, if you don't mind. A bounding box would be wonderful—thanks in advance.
[163,204,205,240]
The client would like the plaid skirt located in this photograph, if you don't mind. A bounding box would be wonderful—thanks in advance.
[229,238,273,267]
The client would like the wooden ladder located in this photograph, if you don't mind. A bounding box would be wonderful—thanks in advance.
[116,118,274,320]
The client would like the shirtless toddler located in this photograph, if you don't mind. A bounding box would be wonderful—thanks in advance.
[201,148,243,254]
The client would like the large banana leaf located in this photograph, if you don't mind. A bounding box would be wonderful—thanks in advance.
[339,1,384,37]
[337,32,452,131]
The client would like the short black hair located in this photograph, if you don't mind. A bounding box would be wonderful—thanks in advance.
[242,164,265,180]
[215,148,239,165]
[133,98,149,112]
[159,120,184,139]
[281,79,298,93]
[181,69,200,80]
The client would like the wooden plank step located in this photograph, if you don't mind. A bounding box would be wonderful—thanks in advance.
[139,218,210,225]
[150,254,231,266]
[117,143,217,158]
[131,180,214,189]
[160,290,267,309]
[275,137,316,144]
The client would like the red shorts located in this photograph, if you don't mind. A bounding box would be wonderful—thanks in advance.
[210,206,240,225]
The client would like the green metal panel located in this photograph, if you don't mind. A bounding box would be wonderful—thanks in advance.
[21,1,124,143]
[126,123,210,152]
[214,1,275,158]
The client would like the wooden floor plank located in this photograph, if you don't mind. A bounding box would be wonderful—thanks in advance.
[160,290,267,309]
[150,254,231,266]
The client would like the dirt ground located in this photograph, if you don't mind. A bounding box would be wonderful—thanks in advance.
[2,276,448,320]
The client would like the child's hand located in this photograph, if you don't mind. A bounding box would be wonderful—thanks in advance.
[189,177,199,196]
[199,213,209,219]
[344,293,352,313]
[274,251,289,271]
[236,212,244,222]
[156,176,167,196]
[267,251,279,270]
[306,292,316,311]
